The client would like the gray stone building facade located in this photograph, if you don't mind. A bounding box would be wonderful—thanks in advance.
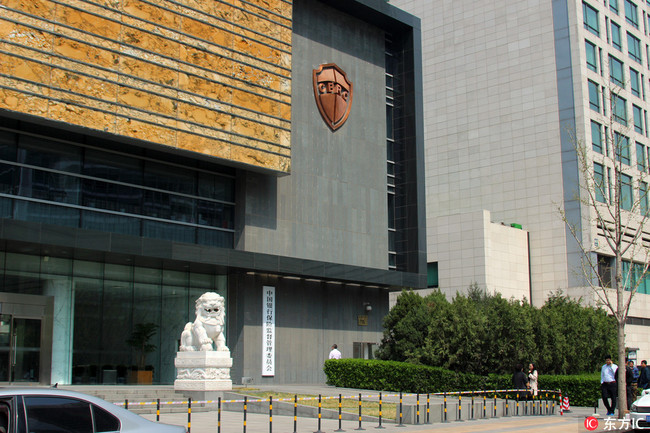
[392,0,650,359]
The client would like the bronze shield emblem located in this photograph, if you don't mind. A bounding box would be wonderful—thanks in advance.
[313,63,353,131]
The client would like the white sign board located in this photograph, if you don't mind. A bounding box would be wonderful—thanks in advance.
[262,286,275,376]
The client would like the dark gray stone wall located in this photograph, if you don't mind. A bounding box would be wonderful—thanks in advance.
[228,272,388,384]
[239,0,389,270]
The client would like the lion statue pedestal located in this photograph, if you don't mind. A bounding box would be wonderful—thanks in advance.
[174,292,233,396]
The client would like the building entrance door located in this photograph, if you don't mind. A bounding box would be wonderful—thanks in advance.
[0,294,53,385]
[0,316,42,382]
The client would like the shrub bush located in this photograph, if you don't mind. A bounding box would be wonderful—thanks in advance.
[324,359,600,407]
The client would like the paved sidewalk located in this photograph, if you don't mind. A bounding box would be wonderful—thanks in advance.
[137,385,634,433]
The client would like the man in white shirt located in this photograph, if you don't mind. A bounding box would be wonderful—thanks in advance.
[601,355,618,416]
[329,344,341,359]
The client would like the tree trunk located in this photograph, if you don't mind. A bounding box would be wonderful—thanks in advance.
[617,319,626,418]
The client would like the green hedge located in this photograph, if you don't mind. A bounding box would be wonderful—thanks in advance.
[324,359,601,407]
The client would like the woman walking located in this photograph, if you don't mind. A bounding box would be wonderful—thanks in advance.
[528,363,539,396]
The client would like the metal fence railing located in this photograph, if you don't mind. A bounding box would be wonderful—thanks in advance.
[119,389,563,433]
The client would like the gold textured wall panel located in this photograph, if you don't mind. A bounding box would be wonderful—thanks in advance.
[0,0,292,173]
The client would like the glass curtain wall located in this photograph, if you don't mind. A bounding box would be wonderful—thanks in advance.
[0,251,226,385]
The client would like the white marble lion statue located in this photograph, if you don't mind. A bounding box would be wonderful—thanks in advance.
[180,292,228,352]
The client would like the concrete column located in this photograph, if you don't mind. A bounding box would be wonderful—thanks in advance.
[44,278,74,385]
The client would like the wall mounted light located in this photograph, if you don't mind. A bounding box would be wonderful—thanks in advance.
[363,302,372,312]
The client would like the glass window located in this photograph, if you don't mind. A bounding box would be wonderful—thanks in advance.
[583,2,600,36]
[82,178,142,214]
[628,32,642,63]
[0,131,17,162]
[586,40,598,72]
[14,201,79,228]
[637,142,647,171]
[18,136,82,173]
[612,21,622,50]
[611,0,620,13]
[144,161,195,195]
[615,132,631,164]
[621,173,633,210]
[592,120,603,153]
[609,55,625,87]
[589,80,601,112]
[640,181,648,215]
[25,396,93,433]
[613,94,628,125]
[634,104,644,133]
[594,162,606,203]
[630,67,641,96]
[83,149,142,185]
[198,172,235,203]
[92,404,120,432]
[625,0,639,28]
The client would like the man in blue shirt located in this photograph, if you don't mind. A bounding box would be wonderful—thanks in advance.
[601,355,618,416]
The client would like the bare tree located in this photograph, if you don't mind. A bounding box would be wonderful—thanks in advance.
[559,84,650,416]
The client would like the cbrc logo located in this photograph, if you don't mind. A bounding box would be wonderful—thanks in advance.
[312,63,353,131]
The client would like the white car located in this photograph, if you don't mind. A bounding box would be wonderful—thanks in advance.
[0,387,186,433]
[631,389,650,430]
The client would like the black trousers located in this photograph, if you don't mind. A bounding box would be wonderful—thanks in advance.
[601,382,617,413]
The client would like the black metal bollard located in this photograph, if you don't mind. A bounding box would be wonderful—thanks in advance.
[187,397,192,433]
[426,393,430,424]
[505,394,509,417]
[416,393,420,424]
[456,394,463,422]
[355,393,365,431]
[443,392,448,422]
[493,392,498,418]
[471,392,475,419]
[335,394,344,432]
[376,391,385,429]
[269,396,273,433]
[125,399,129,410]
[516,393,520,416]
[483,391,487,418]
[315,394,323,433]
[156,398,160,422]
[243,396,247,433]
[397,391,405,427]
[293,395,298,433]
[218,397,222,433]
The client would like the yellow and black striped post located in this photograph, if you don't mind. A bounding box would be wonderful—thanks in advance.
[397,391,404,427]
[334,394,344,432]
[243,396,247,433]
[292,395,298,433]
[377,392,385,429]
[505,394,509,417]
[426,393,430,424]
[457,394,463,422]
[516,393,520,416]
[218,397,222,433]
[156,398,160,422]
[125,399,129,410]
[355,393,365,431]
[493,392,498,418]
[483,393,487,418]
[187,397,192,433]
[416,393,420,424]
[470,392,474,419]
[315,394,323,433]
[269,396,273,433]
[443,392,448,422]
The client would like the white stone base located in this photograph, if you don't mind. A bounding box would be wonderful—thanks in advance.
[174,351,233,391]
